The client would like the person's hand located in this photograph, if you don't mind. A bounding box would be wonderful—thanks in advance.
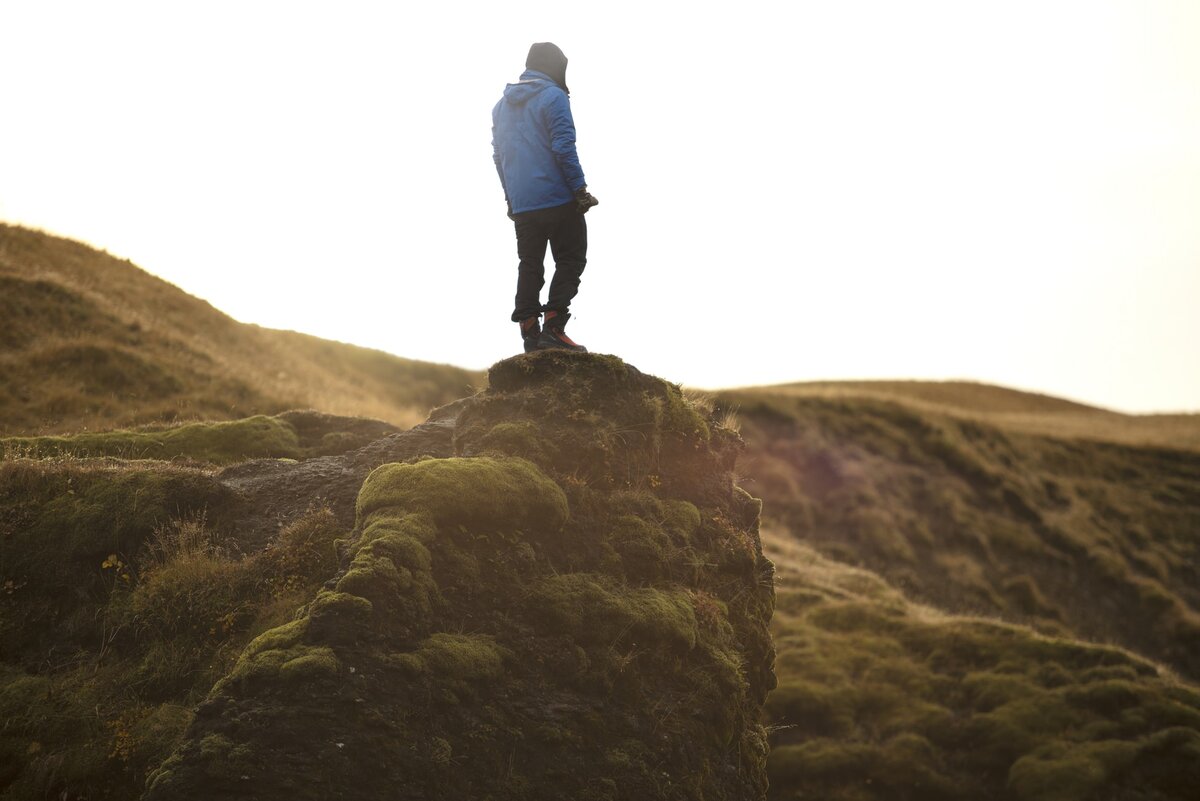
[574,186,599,214]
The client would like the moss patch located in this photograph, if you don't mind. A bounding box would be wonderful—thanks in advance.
[357,456,569,531]
[2,410,401,465]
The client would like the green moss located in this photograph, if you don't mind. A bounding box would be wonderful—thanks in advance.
[221,640,339,689]
[308,591,374,642]
[401,633,506,682]
[336,534,439,628]
[358,511,438,549]
[191,732,254,772]
[766,680,854,736]
[2,415,303,463]
[529,573,698,651]
[767,739,879,784]
[215,618,327,690]
[335,514,440,631]
[1065,679,1144,715]
[338,556,409,599]
[362,530,432,572]
[198,734,233,760]
[243,617,309,655]
[278,647,340,682]
[1007,740,1139,801]
[356,457,569,532]
[607,514,670,579]
[475,421,552,462]
[485,350,629,392]
[662,499,702,539]
[807,601,905,636]
[963,671,1045,712]
[653,386,712,441]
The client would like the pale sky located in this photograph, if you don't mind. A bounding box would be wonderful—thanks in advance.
[2,0,1198,412]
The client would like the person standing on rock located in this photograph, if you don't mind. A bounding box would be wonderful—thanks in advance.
[492,41,599,354]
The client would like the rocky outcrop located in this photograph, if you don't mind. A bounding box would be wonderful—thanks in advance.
[144,351,776,800]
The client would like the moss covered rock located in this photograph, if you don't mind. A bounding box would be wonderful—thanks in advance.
[145,352,775,801]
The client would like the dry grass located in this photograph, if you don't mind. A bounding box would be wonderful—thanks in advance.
[762,527,1200,801]
[0,449,344,799]
[0,223,484,435]
[725,387,1200,682]
[731,379,1200,452]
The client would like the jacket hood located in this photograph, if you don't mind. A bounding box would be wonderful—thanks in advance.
[525,42,569,94]
[502,70,560,106]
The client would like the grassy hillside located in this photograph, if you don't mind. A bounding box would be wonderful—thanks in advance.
[718,387,1200,683]
[739,379,1200,452]
[0,223,483,435]
[711,382,1200,797]
[763,529,1200,801]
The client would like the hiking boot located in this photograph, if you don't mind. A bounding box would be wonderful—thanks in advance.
[519,316,542,353]
[536,310,587,352]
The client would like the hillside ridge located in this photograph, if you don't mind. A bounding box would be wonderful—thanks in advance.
[726,380,1200,453]
[0,223,482,434]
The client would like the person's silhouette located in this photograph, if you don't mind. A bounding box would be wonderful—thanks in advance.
[492,42,599,353]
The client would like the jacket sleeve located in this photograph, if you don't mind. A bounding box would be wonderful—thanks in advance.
[491,107,508,200]
[543,91,586,191]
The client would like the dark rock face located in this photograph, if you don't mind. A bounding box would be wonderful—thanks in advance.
[145,352,776,801]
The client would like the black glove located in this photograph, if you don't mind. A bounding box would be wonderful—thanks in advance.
[574,186,599,214]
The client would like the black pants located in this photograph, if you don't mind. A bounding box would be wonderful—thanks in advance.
[510,201,587,323]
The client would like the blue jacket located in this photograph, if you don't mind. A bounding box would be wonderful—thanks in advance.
[492,69,586,214]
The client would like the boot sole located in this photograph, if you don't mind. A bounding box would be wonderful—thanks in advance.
[535,338,587,353]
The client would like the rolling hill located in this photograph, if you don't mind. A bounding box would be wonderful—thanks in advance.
[1,223,1197,799]
[735,379,1200,452]
[0,223,483,435]
[713,382,1200,799]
